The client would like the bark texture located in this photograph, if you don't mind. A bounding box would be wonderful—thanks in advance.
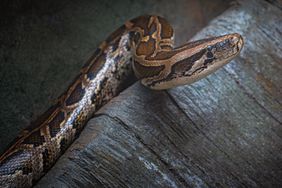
[36,0,282,187]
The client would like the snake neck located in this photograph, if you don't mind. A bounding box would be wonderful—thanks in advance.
[129,16,244,90]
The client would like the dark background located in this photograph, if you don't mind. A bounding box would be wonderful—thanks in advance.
[0,0,232,153]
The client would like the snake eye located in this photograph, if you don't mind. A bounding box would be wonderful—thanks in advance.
[207,51,213,58]
[207,45,212,51]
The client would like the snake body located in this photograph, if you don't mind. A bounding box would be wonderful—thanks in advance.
[0,15,243,187]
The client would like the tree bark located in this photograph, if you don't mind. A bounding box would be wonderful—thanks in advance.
[36,0,282,187]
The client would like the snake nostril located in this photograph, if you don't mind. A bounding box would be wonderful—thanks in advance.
[231,34,242,46]
[233,37,238,44]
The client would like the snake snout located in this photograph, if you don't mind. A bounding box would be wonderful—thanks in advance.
[230,33,244,50]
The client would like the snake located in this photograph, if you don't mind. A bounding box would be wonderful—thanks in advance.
[0,15,244,187]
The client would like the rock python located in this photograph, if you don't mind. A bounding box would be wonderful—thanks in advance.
[0,15,243,187]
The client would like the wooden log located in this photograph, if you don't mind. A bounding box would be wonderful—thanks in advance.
[36,0,282,187]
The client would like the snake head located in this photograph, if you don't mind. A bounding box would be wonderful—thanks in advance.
[184,33,244,83]
[142,33,244,90]
[205,33,244,65]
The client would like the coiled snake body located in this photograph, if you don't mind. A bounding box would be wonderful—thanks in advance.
[0,15,243,187]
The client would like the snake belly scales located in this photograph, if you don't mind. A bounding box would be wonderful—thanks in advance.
[0,15,244,187]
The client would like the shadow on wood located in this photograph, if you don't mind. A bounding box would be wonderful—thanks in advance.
[36,0,282,187]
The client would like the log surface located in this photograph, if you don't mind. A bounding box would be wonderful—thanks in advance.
[35,0,282,187]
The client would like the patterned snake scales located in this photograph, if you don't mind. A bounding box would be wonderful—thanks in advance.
[0,15,243,187]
